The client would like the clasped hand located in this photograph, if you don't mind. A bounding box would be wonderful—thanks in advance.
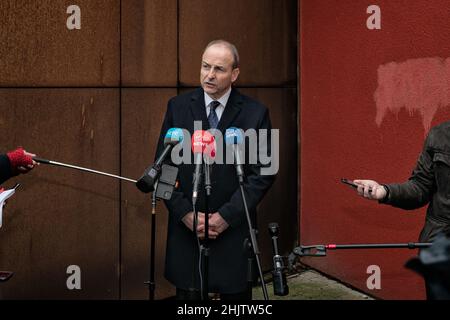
[182,211,229,240]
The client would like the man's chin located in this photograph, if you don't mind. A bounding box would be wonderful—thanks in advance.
[202,86,217,95]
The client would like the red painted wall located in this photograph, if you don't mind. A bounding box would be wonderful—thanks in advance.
[300,0,450,299]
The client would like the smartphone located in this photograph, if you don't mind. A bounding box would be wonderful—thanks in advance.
[341,178,358,189]
[0,271,14,282]
[341,178,372,193]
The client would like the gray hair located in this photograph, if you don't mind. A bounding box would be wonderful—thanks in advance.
[204,40,240,69]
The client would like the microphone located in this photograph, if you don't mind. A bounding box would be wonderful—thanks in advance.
[136,128,184,193]
[268,222,289,296]
[191,130,215,205]
[225,127,245,183]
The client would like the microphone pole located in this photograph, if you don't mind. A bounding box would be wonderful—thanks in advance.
[34,157,137,183]
[144,179,158,300]
[268,223,289,296]
[238,178,269,300]
[203,160,212,300]
[139,128,184,300]
[226,127,269,300]
[191,130,215,300]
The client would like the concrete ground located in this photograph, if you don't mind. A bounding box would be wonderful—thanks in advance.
[252,270,374,300]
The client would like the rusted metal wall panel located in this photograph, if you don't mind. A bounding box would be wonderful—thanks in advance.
[120,88,177,299]
[0,89,120,299]
[178,0,297,86]
[122,0,178,86]
[0,1,120,86]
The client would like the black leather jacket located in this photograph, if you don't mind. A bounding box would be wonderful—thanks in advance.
[0,153,13,185]
[383,121,450,242]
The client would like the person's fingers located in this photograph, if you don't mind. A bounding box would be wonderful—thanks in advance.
[197,229,207,239]
[357,184,364,196]
[197,212,205,219]
[197,230,219,240]
[364,185,373,198]
[209,230,219,237]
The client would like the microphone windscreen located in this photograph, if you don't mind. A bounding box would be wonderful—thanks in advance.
[225,127,244,145]
[164,128,184,146]
[191,130,215,153]
[136,173,154,193]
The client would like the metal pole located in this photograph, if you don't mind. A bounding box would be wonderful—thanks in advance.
[34,157,137,183]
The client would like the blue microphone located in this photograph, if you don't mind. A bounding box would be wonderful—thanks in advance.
[136,128,184,193]
[164,128,184,146]
[225,127,245,183]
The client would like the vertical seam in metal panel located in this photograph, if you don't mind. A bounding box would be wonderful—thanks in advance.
[297,0,301,247]
[177,0,180,94]
[119,0,122,300]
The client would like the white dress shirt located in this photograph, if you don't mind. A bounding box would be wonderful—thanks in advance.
[204,87,232,121]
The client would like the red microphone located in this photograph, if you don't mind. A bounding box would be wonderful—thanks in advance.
[191,130,215,153]
[191,130,215,205]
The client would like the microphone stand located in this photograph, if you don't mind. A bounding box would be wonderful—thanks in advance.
[201,162,212,301]
[144,164,179,300]
[292,242,432,257]
[144,179,158,300]
[237,174,269,300]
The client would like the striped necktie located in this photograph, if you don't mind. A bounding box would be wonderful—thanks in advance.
[207,100,220,129]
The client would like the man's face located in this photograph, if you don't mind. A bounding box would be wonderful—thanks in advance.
[200,45,240,100]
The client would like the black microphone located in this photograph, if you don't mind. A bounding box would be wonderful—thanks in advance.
[268,222,289,296]
[136,128,184,193]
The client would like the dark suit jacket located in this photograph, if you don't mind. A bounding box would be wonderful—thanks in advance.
[155,87,276,293]
[0,154,12,185]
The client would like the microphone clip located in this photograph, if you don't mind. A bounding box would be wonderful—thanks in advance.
[154,164,179,200]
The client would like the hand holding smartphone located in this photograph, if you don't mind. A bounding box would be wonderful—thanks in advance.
[341,178,372,193]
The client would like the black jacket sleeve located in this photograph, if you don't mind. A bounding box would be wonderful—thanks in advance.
[218,108,276,227]
[0,153,13,185]
[383,131,435,209]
